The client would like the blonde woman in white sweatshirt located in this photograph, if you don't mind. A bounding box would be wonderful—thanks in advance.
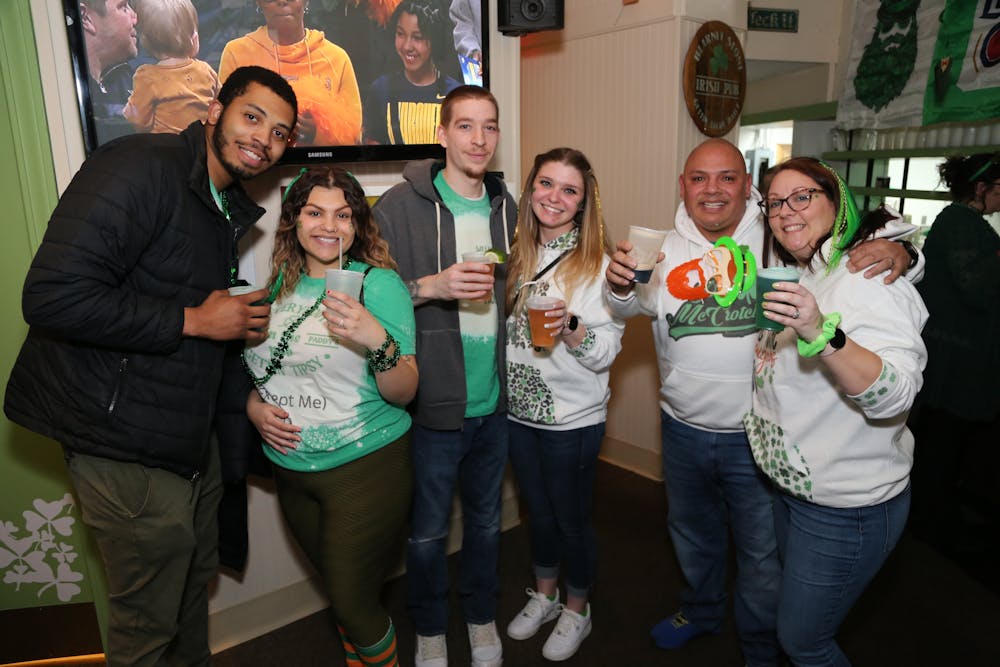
[503,148,625,662]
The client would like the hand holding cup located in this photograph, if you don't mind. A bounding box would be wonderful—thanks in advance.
[627,226,669,283]
[526,295,565,349]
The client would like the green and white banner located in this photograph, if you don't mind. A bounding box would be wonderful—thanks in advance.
[837,0,1000,128]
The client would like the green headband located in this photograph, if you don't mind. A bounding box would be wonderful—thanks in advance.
[967,155,998,182]
[820,161,860,272]
[281,167,309,203]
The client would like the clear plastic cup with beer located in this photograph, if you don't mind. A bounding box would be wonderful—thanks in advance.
[526,295,563,348]
[627,225,669,283]
[462,251,496,303]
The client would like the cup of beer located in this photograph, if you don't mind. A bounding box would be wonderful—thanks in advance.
[526,295,563,349]
[627,225,669,283]
[462,251,496,303]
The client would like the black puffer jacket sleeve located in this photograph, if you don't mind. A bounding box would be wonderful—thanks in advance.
[22,138,187,353]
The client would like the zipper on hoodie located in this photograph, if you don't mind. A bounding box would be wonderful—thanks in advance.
[107,356,129,416]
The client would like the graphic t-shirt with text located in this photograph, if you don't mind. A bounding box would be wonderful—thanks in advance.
[243,267,415,472]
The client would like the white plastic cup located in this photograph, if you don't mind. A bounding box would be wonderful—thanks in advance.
[325,269,364,303]
[228,284,261,297]
[627,225,668,283]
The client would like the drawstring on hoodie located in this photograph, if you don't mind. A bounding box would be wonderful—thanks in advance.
[502,199,510,252]
[432,184,511,274]
[271,34,315,78]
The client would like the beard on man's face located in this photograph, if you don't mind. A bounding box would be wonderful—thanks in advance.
[211,113,259,182]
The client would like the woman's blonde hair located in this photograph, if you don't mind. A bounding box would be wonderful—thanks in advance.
[505,147,611,314]
[269,167,395,300]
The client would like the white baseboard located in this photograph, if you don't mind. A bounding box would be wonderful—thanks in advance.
[599,436,663,482]
[209,577,328,655]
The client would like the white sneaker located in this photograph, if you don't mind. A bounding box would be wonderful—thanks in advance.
[467,621,503,667]
[506,588,560,640]
[414,633,447,667]
[541,604,592,662]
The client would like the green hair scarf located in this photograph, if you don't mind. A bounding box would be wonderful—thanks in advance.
[820,161,861,273]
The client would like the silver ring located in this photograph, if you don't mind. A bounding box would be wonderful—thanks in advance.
[340,318,345,327]
[792,309,800,320]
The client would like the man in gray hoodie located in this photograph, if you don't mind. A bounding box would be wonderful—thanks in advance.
[373,85,516,667]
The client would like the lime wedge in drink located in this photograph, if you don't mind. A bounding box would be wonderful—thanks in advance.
[484,248,507,264]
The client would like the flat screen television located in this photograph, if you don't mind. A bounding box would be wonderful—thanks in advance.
[63,0,489,164]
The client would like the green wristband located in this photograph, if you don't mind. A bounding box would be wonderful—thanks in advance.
[797,312,843,358]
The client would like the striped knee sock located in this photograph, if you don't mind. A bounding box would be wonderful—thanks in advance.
[356,620,398,667]
[338,625,363,667]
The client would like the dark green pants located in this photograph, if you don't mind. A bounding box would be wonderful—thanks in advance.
[273,434,411,647]
[66,442,221,667]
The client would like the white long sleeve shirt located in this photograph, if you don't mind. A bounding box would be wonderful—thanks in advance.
[507,231,625,430]
[744,239,928,508]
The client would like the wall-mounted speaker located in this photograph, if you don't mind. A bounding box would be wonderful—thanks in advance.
[498,0,565,36]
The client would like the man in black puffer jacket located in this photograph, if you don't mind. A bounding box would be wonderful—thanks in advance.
[4,66,295,667]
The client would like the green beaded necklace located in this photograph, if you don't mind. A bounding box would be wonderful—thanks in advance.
[242,259,352,387]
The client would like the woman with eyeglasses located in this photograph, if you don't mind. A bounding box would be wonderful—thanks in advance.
[747,157,927,666]
[907,153,1000,553]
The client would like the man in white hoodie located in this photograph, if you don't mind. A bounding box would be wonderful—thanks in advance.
[604,138,914,666]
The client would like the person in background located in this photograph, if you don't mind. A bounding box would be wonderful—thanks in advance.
[373,85,516,667]
[503,148,625,661]
[4,66,296,667]
[308,0,403,88]
[79,0,138,142]
[363,0,463,145]
[124,0,220,134]
[449,0,481,81]
[219,0,362,146]
[244,167,417,667]
[604,139,918,667]
[749,157,926,664]
[908,153,1000,554]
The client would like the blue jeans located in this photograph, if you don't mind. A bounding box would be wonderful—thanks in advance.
[406,414,508,635]
[661,411,781,666]
[774,486,910,666]
[508,420,604,599]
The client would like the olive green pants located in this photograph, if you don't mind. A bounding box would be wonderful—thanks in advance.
[273,434,411,647]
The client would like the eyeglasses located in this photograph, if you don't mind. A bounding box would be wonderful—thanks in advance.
[758,188,824,218]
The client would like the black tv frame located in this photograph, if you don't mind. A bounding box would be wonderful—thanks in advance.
[62,0,490,165]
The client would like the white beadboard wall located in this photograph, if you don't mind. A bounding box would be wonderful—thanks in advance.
[520,1,744,479]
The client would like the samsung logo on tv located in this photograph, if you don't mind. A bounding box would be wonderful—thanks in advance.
[307,151,334,158]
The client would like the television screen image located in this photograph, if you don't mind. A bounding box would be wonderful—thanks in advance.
[64,0,489,164]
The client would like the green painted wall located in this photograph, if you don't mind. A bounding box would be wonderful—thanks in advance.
[0,1,108,649]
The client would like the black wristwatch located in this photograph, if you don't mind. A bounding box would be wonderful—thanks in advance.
[900,240,919,269]
[565,315,579,332]
[406,279,420,299]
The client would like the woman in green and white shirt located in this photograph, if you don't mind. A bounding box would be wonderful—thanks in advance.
[244,167,416,667]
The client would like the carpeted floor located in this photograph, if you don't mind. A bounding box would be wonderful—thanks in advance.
[214,460,1000,666]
